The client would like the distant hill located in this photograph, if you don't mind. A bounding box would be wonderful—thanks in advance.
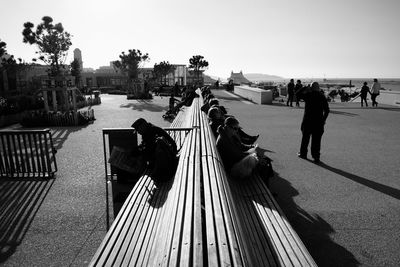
[244,73,285,82]
[203,74,218,84]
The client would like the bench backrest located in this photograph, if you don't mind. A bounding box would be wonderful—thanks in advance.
[0,129,57,179]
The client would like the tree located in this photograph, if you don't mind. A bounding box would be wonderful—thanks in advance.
[113,49,149,97]
[22,16,72,77]
[189,55,209,85]
[153,61,176,85]
[113,49,149,81]
[70,59,81,88]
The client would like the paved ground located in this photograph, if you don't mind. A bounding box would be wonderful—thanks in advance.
[1,91,399,266]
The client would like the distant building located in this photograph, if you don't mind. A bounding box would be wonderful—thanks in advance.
[73,48,83,70]
[229,71,251,85]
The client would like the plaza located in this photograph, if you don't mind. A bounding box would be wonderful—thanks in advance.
[1,91,400,266]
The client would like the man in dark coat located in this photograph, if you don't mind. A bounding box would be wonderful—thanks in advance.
[297,82,330,163]
[286,79,295,107]
[132,118,177,181]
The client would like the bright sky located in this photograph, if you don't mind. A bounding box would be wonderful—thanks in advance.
[1,0,399,79]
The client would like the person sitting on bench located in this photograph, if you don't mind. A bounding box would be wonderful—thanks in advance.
[216,117,273,185]
[207,103,258,144]
[132,118,178,182]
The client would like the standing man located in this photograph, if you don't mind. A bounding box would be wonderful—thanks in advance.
[297,82,330,163]
[360,82,370,107]
[286,79,295,107]
[294,79,303,107]
[370,78,381,107]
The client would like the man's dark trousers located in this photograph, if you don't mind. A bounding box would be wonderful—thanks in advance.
[300,126,324,160]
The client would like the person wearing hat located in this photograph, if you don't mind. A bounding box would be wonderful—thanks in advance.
[131,118,177,182]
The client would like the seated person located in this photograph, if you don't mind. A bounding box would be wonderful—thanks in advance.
[131,118,178,182]
[216,117,273,184]
[207,103,258,144]
[200,94,215,114]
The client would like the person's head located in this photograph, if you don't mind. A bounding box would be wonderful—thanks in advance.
[373,78,378,82]
[131,118,149,135]
[209,99,219,107]
[297,80,301,84]
[290,79,294,83]
[363,82,367,86]
[208,106,223,120]
[311,82,320,92]
[224,117,240,136]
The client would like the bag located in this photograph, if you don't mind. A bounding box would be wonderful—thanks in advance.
[258,156,274,179]
[109,146,146,177]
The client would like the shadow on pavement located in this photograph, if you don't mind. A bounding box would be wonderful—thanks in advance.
[329,110,358,117]
[50,126,91,151]
[318,162,400,200]
[120,101,167,112]
[0,178,54,263]
[271,172,360,266]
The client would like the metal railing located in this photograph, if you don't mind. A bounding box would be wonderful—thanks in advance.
[0,129,57,179]
[102,126,192,228]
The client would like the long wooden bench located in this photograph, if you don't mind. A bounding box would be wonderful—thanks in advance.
[91,98,201,266]
[199,92,317,266]
[92,92,316,266]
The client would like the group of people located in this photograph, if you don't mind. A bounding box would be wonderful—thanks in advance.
[286,79,304,107]
[288,78,382,108]
[200,87,274,186]
[163,85,199,119]
[359,79,381,107]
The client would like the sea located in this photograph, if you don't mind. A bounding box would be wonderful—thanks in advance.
[302,78,400,92]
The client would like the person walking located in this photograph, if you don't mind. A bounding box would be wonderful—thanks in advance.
[286,79,295,107]
[294,80,303,107]
[370,78,381,107]
[297,82,330,163]
[360,82,370,107]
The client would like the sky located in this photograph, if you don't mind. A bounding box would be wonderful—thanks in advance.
[1,0,399,79]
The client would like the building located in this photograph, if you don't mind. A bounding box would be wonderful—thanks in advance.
[73,48,83,70]
[229,71,251,85]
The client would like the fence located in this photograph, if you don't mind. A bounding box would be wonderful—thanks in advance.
[0,129,57,179]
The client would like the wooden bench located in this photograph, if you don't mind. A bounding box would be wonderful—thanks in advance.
[91,98,201,266]
[0,129,57,179]
[199,92,317,266]
[92,92,316,266]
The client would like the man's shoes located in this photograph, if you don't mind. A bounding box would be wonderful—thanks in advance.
[297,153,307,159]
[313,158,321,164]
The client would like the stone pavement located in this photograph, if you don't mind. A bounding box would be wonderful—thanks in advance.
[1,91,399,266]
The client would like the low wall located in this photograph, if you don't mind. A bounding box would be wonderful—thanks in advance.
[234,86,273,104]
[377,90,400,106]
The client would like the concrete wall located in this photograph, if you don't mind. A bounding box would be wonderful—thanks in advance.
[234,86,273,104]
[377,90,400,107]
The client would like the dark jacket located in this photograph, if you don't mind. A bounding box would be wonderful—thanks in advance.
[287,81,295,95]
[140,123,177,160]
[360,85,370,97]
[300,90,330,130]
[216,125,252,169]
